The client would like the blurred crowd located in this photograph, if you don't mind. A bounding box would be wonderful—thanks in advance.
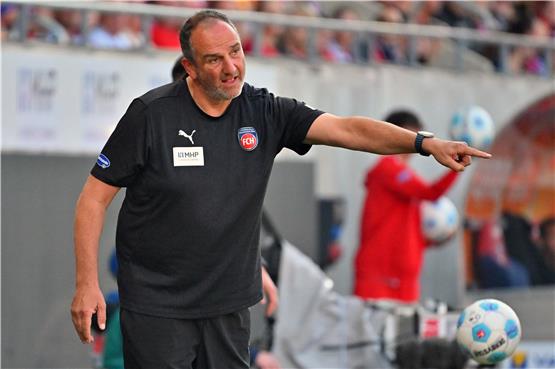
[2,1,553,76]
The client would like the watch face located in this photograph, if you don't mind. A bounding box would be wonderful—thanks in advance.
[418,130,435,138]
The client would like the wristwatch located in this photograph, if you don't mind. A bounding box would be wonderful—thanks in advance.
[415,131,434,156]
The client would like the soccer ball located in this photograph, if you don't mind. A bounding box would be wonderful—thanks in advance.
[421,197,459,244]
[449,106,495,150]
[456,299,522,365]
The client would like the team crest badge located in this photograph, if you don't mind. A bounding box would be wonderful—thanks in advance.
[237,127,258,151]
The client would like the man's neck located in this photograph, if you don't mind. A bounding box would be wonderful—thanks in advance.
[186,77,232,118]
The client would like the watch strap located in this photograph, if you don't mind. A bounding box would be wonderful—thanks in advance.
[415,133,431,156]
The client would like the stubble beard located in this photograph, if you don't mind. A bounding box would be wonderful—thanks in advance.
[198,73,244,101]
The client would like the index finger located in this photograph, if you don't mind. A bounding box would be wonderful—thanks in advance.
[461,145,492,159]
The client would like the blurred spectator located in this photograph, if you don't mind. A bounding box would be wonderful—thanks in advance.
[475,218,530,289]
[88,13,135,49]
[435,1,478,29]
[408,1,445,64]
[507,17,550,76]
[181,0,208,8]
[322,6,360,63]
[151,16,182,50]
[374,4,407,64]
[501,212,548,286]
[537,0,555,37]
[54,9,87,45]
[27,6,70,44]
[149,1,184,50]
[532,217,555,285]
[245,0,286,57]
[384,0,413,22]
[209,1,256,55]
[409,0,443,26]
[1,3,20,41]
[277,2,321,60]
[150,0,199,50]
[457,1,501,32]
[122,14,145,48]
[489,1,518,32]
[209,0,256,11]
[171,55,186,81]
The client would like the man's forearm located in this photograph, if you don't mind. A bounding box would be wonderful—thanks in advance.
[341,116,417,154]
[305,114,417,154]
[73,194,106,288]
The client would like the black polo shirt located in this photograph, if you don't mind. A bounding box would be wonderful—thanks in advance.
[91,81,324,318]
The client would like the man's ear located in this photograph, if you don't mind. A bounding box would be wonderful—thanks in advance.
[182,58,196,79]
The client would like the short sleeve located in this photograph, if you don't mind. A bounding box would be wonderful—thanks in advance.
[273,96,324,155]
[91,99,149,188]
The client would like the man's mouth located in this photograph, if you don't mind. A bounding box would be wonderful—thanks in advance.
[221,75,239,85]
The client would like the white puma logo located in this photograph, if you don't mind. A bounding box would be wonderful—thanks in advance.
[178,129,196,144]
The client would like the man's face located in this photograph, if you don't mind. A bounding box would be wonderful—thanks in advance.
[187,20,245,101]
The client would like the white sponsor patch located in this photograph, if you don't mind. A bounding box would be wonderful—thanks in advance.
[173,147,204,167]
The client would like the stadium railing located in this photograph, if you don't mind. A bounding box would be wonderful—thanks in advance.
[4,0,554,78]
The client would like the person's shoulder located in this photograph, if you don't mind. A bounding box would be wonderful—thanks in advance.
[379,156,398,167]
[137,81,183,106]
[375,156,405,173]
[242,82,273,100]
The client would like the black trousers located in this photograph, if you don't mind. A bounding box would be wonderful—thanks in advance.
[120,308,251,369]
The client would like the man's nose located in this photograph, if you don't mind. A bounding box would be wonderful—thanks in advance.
[222,56,236,74]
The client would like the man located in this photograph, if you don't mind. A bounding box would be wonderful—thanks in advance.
[71,10,490,369]
[170,54,278,320]
[354,110,459,304]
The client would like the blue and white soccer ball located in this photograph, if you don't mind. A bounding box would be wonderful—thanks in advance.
[456,299,522,365]
[421,197,459,244]
[449,106,495,150]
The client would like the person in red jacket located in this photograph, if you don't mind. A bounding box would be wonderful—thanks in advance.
[354,110,459,303]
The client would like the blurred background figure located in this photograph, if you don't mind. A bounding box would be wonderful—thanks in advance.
[246,0,286,57]
[54,9,88,45]
[321,6,360,63]
[122,13,145,48]
[533,217,555,285]
[150,1,194,50]
[435,1,478,29]
[88,12,135,50]
[150,15,182,50]
[27,6,70,44]
[1,3,20,41]
[507,16,550,76]
[277,2,321,60]
[475,217,530,289]
[353,110,459,304]
[538,0,555,37]
[410,0,443,26]
[408,1,444,64]
[374,4,408,64]
[209,0,257,56]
